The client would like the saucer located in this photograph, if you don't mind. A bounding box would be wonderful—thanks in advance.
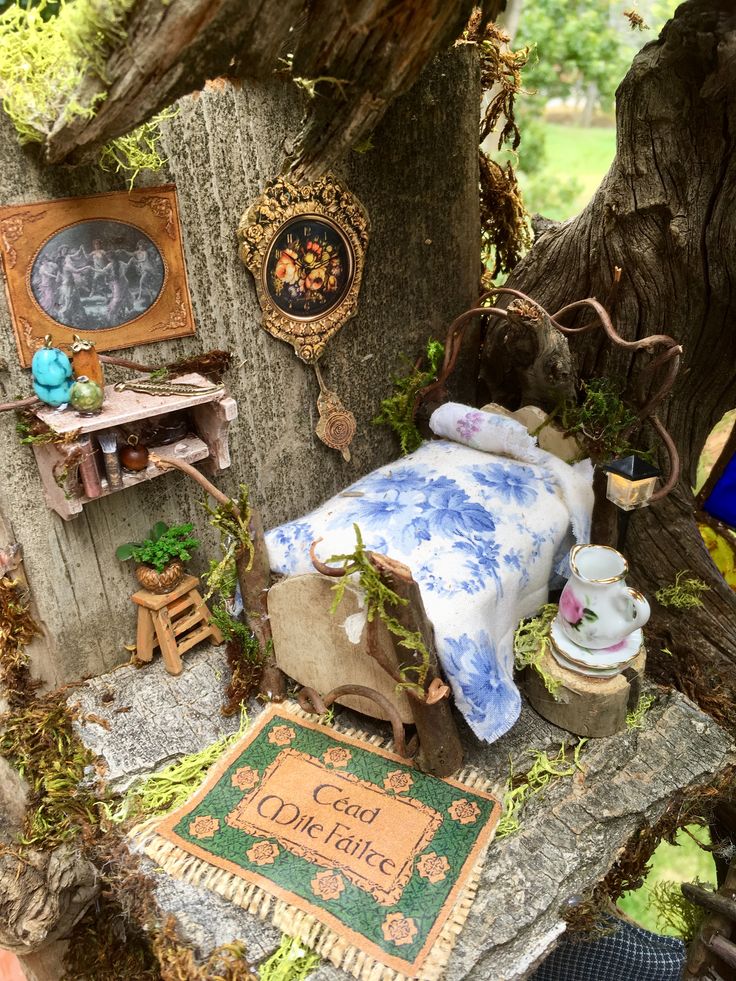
[550,617,642,676]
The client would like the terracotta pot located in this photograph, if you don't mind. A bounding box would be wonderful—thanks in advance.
[135,560,184,594]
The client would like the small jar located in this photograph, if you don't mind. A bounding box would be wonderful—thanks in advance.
[70,375,104,415]
[120,435,150,472]
[71,334,105,388]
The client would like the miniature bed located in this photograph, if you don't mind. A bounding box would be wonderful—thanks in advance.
[265,401,594,746]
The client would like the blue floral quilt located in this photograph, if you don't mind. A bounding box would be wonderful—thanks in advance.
[266,404,594,743]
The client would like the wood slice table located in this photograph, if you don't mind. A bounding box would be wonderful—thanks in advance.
[16,648,735,981]
[524,646,646,738]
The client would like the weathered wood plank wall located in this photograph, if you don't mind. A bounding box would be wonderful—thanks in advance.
[0,49,480,687]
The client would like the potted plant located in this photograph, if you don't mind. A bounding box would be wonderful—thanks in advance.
[116,522,200,594]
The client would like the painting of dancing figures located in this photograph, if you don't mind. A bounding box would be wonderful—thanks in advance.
[31,220,166,330]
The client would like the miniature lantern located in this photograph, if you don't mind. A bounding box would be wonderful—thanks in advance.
[600,455,661,511]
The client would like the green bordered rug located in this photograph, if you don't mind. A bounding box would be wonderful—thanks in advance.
[133,704,500,980]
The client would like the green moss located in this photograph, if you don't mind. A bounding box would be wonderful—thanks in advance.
[557,377,649,463]
[496,739,587,839]
[655,570,711,610]
[98,106,179,189]
[259,935,320,981]
[0,0,173,184]
[513,603,561,697]
[328,524,430,692]
[649,880,706,943]
[626,693,656,729]
[373,339,444,455]
[121,710,250,820]
[202,485,254,602]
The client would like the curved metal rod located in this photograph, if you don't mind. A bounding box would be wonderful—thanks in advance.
[414,305,508,414]
[309,538,344,577]
[297,684,417,759]
[646,414,681,502]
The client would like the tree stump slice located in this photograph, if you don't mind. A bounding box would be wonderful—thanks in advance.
[524,646,645,738]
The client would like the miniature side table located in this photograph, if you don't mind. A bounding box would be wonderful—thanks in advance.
[525,645,646,737]
[132,575,223,676]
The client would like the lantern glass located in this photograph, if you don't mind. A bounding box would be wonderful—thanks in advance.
[605,472,658,511]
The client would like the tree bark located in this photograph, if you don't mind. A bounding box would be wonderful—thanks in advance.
[43,0,503,180]
[480,0,736,722]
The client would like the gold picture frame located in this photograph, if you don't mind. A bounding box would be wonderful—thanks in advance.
[0,184,196,368]
[238,175,369,363]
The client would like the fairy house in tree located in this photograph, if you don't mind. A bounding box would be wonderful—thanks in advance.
[0,1,735,979]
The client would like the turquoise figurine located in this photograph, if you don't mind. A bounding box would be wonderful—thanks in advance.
[32,335,73,407]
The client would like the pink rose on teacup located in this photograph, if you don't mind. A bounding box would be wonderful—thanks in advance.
[559,589,585,628]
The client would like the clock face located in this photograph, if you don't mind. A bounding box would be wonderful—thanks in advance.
[264,215,355,321]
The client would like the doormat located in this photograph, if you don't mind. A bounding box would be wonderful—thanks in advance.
[133,705,501,980]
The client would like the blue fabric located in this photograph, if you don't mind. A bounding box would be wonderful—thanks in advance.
[530,920,685,981]
[703,452,736,528]
[266,406,594,744]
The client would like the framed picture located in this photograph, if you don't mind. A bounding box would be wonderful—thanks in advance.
[0,184,196,367]
[238,175,369,363]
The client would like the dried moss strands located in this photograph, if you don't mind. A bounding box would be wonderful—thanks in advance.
[655,570,711,610]
[0,0,135,141]
[373,338,444,455]
[0,576,39,706]
[557,377,649,463]
[328,524,431,691]
[496,740,587,839]
[98,106,179,189]
[259,935,320,981]
[202,485,255,602]
[513,603,560,697]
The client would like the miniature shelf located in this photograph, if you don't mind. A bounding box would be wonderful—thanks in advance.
[30,373,238,520]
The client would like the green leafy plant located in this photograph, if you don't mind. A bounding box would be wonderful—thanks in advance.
[373,338,444,455]
[115,522,199,573]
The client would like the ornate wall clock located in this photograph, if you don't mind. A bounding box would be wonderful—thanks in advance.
[238,175,369,461]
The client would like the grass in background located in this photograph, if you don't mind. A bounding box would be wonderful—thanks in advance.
[518,122,616,221]
[618,826,716,934]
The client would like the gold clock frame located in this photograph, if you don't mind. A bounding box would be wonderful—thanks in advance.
[238,175,370,363]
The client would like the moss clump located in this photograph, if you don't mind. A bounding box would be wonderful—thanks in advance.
[0,693,103,848]
[202,485,254,602]
[259,935,320,981]
[557,377,647,463]
[496,739,587,839]
[373,339,444,455]
[655,570,711,610]
[98,106,179,189]
[513,603,561,697]
[329,524,430,692]
[626,693,656,729]
[0,0,173,184]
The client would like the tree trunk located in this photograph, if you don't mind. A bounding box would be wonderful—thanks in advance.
[480,0,736,723]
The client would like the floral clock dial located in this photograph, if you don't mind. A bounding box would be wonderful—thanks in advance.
[238,175,369,461]
[265,216,354,321]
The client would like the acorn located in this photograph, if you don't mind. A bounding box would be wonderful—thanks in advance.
[71,334,104,388]
[120,435,149,472]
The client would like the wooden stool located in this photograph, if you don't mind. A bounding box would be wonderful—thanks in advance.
[132,575,223,675]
